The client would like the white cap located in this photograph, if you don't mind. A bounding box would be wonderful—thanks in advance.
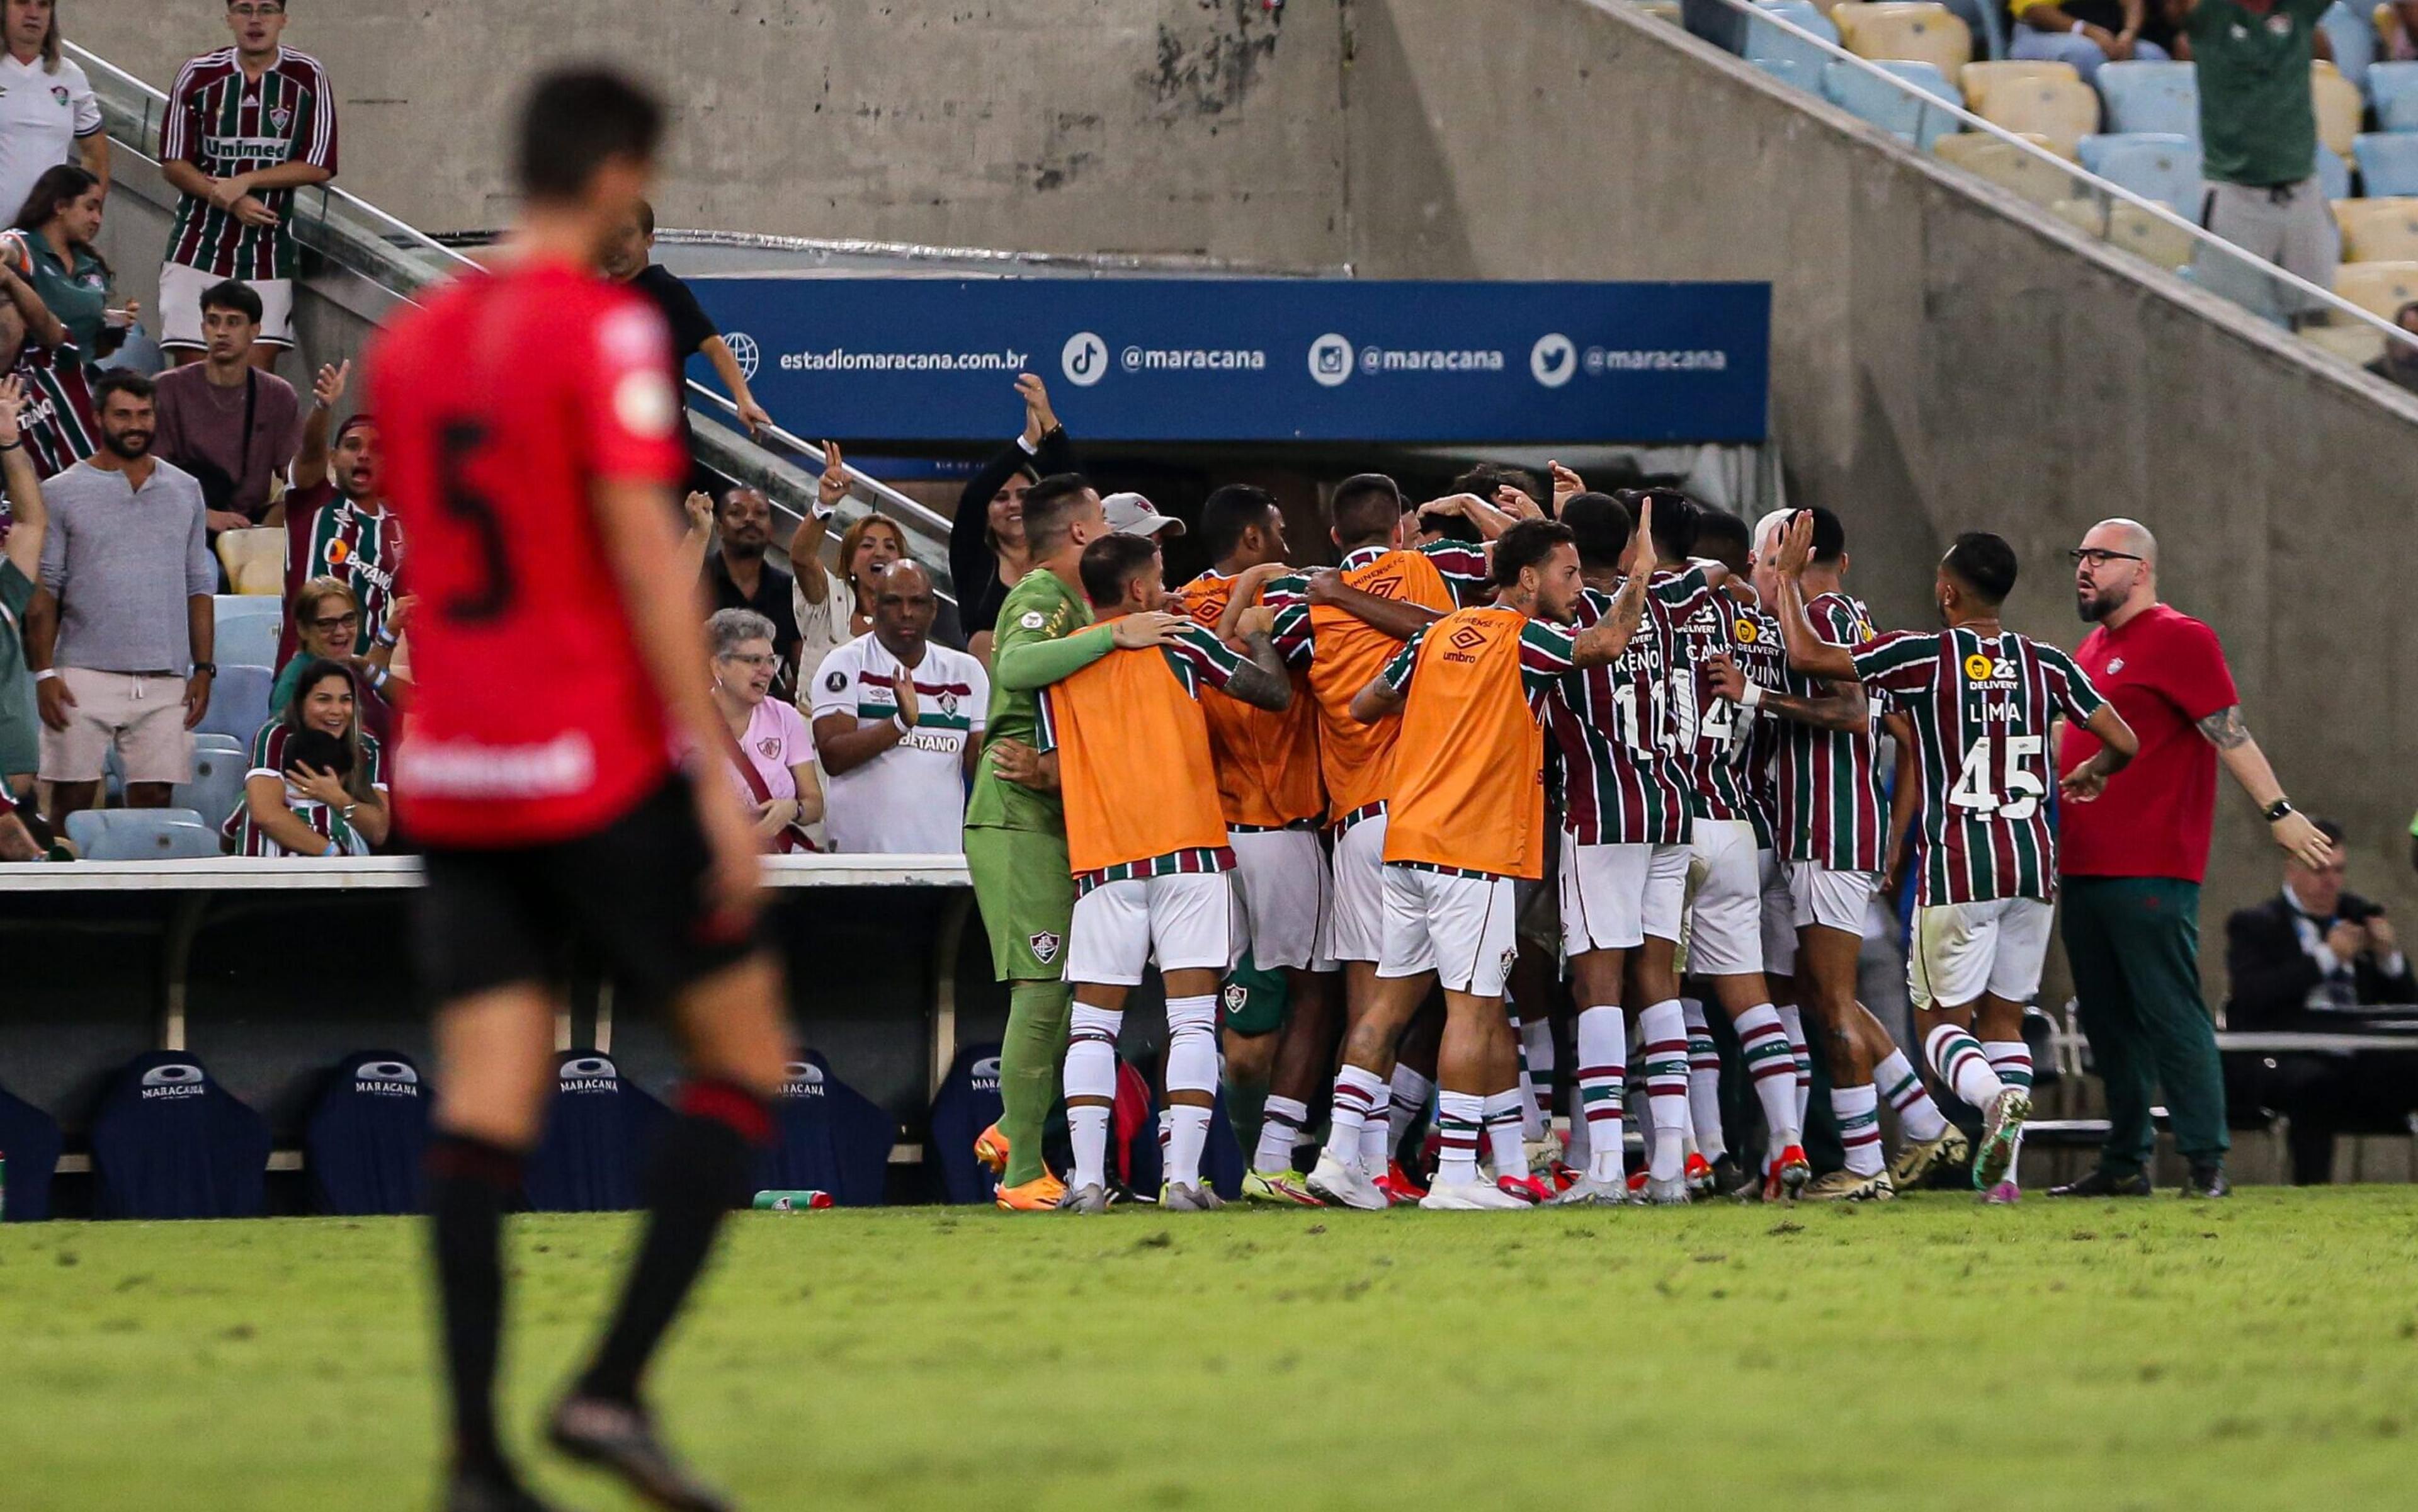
[1102,492,1184,538]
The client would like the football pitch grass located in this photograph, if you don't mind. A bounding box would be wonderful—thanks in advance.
[6,1189,2417,1511]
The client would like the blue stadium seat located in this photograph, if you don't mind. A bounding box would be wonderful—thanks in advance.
[305,1051,430,1215]
[1822,59,1965,147]
[2097,61,2199,139]
[0,1077,64,1221]
[2077,132,2203,213]
[174,736,251,838]
[2319,1,2376,94]
[924,1042,1004,1203]
[2320,142,2353,202]
[2371,62,2418,131]
[89,1050,270,1219]
[524,1051,666,1212]
[1752,55,1812,91]
[1745,0,1838,76]
[212,595,283,672]
[65,807,219,860]
[195,663,275,744]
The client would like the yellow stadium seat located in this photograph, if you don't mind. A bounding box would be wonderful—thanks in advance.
[1638,0,1681,19]
[2378,1,2398,48]
[2106,200,2197,270]
[2301,321,2386,368]
[2311,64,2363,158]
[1935,132,2078,210]
[217,525,285,596]
[1836,1,1972,73]
[1974,74,2101,159]
[1957,59,2079,111]
[2334,259,2418,321]
[2336,196,2418,262]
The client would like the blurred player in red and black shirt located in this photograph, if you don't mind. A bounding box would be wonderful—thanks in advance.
[369,68,788,1512]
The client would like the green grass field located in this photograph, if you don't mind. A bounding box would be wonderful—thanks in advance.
[6,1190,2418,1511]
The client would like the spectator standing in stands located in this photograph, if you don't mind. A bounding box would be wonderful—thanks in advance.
[0,233,93,479]
[151,279,301,533]
[157,0,336,373]
[221,656,387,856]
[12,164,133,377]
[268,360,401,667]
[2363,301,2418,394]
[2172,0,2336,324]
[604,198,772,437]
[2051,517,2333,1199]
[0,0,107,232]
[25,372,214,827]
[700,485,799,703]
[271,576,400,740]
[792,443,965,683]
[2011,0,2172,82]
[0,374,52,805]
[708,606,820,853]
[808,559,987,855]
[953,373,1074,660]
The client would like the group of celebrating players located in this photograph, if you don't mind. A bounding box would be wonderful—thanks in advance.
[967,467,2139,1215]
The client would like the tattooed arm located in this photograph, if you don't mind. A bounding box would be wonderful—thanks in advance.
[2196,703,2332,868]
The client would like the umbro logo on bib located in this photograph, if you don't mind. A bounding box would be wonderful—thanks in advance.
[1028,930,1062,963]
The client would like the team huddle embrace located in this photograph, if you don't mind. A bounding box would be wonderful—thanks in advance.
[963,469,2139,1215]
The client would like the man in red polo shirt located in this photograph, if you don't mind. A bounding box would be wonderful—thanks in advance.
[2052,517,2333,1200]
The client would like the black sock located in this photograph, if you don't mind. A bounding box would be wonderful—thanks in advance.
[425,1132,526,1478]
[576,1080,769,1405]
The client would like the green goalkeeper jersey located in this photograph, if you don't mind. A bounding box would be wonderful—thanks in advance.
[964,566,1120,834]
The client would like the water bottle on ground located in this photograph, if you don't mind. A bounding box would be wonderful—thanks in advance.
[751,1190,832,1212]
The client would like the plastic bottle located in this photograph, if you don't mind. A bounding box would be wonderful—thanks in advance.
[750,1190,832,1212]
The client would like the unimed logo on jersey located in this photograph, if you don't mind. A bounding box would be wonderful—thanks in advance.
[560,1056,619,1093]
[778,1062,826,1100]
[139,1063,207,1100]
[970,1057,1002,1093]
[352,1060,421,1097]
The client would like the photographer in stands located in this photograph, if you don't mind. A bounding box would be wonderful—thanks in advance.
[220,656,388,856]
[953,372,1074,660]
[708,606,820,854]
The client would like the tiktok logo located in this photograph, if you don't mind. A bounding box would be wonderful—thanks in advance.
[1061,331,1108,387]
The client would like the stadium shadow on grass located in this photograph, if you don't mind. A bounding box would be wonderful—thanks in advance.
[4,1191,2417,1510]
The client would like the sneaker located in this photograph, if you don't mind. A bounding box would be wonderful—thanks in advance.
[994,1173,1067,1212]
[1684,1151,1717,1195]
[1761,1144,1812,1203]
[1625,1169,1650,1199]
[1160,1181,1225,1212]
[1888,1125,1972,1189]
[1973,1088,2031,1190]
[973,1122,1011,1176]
[1548,1174,1630,1206]
[1800,1168,1895,1202]
[1380,1160,1429,1205]
[546,1395,730,1512]
[2046,1168,2152,1198]
[1306,1152,1389,1212]
[1524,1132,1567,1178]
[1708,1153,1748,1195]
[2182,1164,2232,1199]
[1419,1179,1532,1210]
[443,1467,561,1512]
[1643,1174,1692,1205]
[1496,1174,1553,1205]
[1057,1183,1111,1215]
[1240,1168,1323,1207]
[1541,1159,1581,1195]
[1981,1179,2021,1205]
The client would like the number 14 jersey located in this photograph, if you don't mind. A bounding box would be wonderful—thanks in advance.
[1851,627,2106,906]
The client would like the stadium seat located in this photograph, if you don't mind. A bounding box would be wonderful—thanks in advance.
[2302,319,2388,366]
[2336,195,2418,261]
[1822,58,1965,145]
[2312,62,2364,157]
[2320,142,2354,200]
[213,596,284,671]
[2355,130,2418,194]
[64,807,217,860]
[305,1052,431,1215]
[1958,58,2077,111]
[925,1042,1005,1203]
[172,737,252,838]
[89,1050,270,1219]
[2097,61,2199,139]
[1974,72,2100,158]
[1752,54,1813,89]
[752,1054,893,1207]
[215,525,284,596]
[195,662,275,744]
[2371,61,2418,130]
[0,1077,64,1221]
[1638,0,1682,22]
[2105,199,2199,269]
[1835,1,1972,73]
[2077,132,2202,213]
[1936,131,2077,208]
[1745,0,1840,76]
[2320,1,2377,94]
[524,1051,666,1212]
[2335,259,2418,320]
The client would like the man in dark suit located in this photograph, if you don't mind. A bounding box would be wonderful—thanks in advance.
[2225,818,2418,1182]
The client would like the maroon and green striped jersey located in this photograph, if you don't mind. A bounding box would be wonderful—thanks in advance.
[14,339,95,480]
[1690,586,1779,848]
[1851,627,2106,906]
[1663,569,1772,845]
[1773,591,1887,872]
[220,719,385,857]
[1545,581,1693,846]
[277,484,404,666]
[162,48,338,281]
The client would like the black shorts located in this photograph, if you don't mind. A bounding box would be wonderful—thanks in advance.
[414,773,762,1004]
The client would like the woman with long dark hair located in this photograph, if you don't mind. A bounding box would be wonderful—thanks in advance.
[9,162,129,372]
[221,658,390,856]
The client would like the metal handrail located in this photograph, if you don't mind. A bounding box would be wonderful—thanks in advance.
[65,40,960,581]
[647,226,1347,278]
[1681,0,2418,356]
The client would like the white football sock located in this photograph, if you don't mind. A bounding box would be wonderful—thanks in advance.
[1638,999,1691,1183]
[1831,1082,1884,1177]
[1876,1049,1950,1143]
[1983,1040,2034,1178]
[1776,1003,1813,1129]
[1064,1004,1121,1191]
[1681,998,1725,1164]
[1482,1090,1526,1181]
[1323,1064,1385,1171]
[1574,1006,1626,1184]
[1925,1024,2006,1112]
[1162,995,1218,1188]
[1358,1085,1393,1172]
[1254,1095,1309,1174]
[1733,1003,1801,1157]
[1434,1090,1485,1186]
[1387,1064,1433,1148]
[1518,1015,1556,1140]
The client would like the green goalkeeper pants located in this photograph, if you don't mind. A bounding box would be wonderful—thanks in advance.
[965,825,1076,1186]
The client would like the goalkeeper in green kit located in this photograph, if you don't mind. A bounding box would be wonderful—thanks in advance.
[963,473,1187,1209]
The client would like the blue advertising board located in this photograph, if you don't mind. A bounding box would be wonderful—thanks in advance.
[684,278,1769,445]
